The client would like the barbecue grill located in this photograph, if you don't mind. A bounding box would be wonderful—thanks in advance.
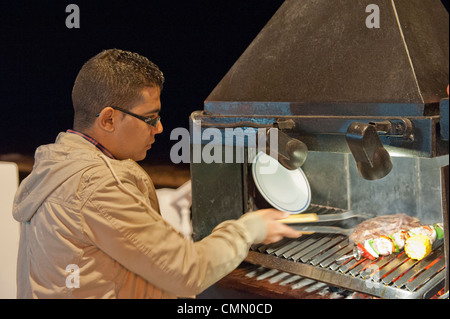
[190,0,449,299]
[246,205,446,299]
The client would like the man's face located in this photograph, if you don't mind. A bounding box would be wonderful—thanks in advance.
[113,86,163,161]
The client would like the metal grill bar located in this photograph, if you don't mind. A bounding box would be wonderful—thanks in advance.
[393,245,445,288]
[310,235,347,266]
[406,258,445,291]
[234,264,356,298]
[380,253,410,284]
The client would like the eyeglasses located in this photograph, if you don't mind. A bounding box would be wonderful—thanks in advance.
[96,106,161,127]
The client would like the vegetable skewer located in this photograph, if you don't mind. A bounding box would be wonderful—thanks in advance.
[354,223,444,260]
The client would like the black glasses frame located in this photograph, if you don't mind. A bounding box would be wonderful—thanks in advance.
[96,106,161,127]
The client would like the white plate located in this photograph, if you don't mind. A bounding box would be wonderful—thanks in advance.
[252,152,311,214]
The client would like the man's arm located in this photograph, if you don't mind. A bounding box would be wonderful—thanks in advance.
[82,175,300,297]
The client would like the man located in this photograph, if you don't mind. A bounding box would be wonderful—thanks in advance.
[12,49,300,299]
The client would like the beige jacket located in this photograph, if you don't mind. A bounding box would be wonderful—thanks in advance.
[12,132,266,299]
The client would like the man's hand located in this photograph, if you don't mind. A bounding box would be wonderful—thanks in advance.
[254,209,302,244]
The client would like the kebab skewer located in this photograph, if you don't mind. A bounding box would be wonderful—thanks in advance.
[355,223,444,261]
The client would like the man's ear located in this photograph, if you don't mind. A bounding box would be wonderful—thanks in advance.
[96,107,115,132]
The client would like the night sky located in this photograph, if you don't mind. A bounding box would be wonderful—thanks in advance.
[0,0,284,163]
[1,1,448,164]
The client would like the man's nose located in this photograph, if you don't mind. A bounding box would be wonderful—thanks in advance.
[152,121,163,134]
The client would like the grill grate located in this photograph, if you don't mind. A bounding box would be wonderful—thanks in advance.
[246,205,446,299]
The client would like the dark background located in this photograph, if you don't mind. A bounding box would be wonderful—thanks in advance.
[0,0,284,163]
[1,0,448,164]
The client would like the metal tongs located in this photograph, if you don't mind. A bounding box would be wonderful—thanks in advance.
[279,210,373,261]
[279,210,373,236]
[279,210,374,228]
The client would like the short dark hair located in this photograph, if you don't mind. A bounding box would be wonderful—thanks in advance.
[72,49,165,130]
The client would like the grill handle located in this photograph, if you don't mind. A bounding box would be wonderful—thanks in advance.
[345,122,393,180]
[266,128,308,170]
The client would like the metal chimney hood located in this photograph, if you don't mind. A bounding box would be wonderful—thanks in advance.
[205,0,449,117]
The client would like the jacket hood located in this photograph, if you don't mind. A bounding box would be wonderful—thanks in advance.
[13,132,103,223]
